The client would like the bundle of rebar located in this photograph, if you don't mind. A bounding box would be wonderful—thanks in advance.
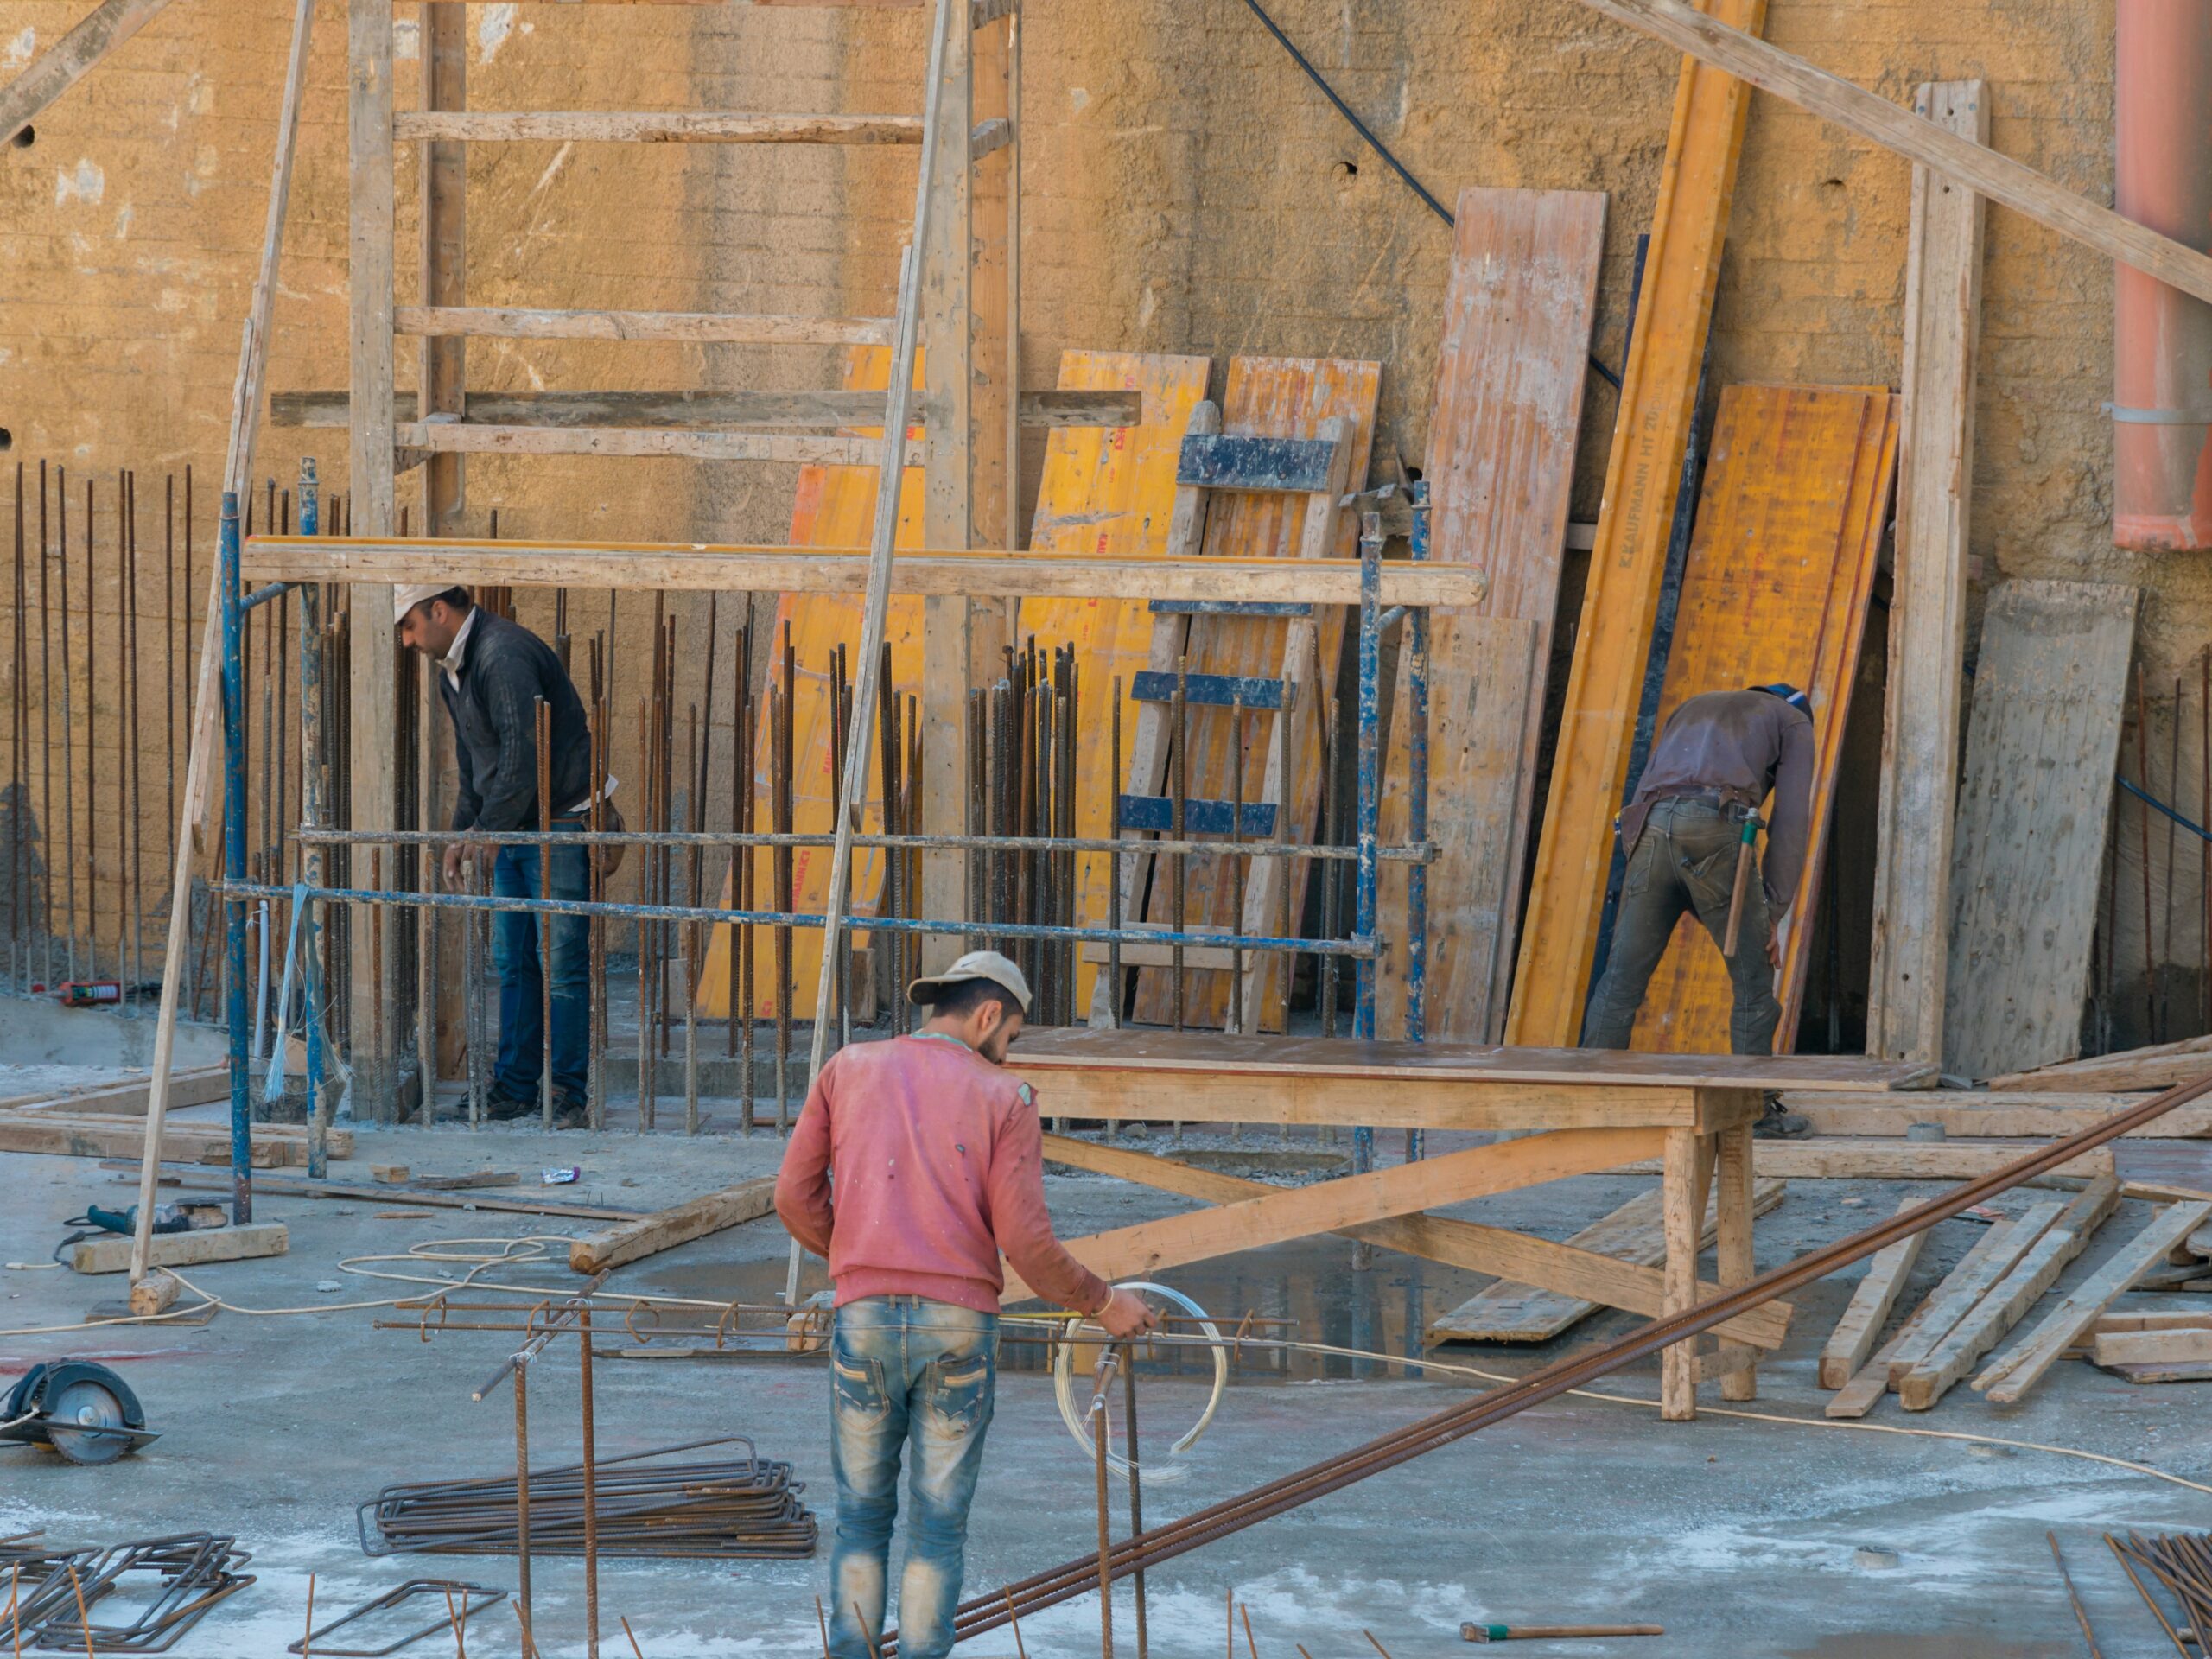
[13,1532,255,1654]
[358,1440,817,1561]
[968,639,1080,1025]
[2108,1529,2212,1651]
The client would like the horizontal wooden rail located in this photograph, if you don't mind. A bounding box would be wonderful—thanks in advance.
[271,386,1141,430]
[240,537,1491,605]
[392,111,922,144]
[393,305,893,345]
[395,422,924,467]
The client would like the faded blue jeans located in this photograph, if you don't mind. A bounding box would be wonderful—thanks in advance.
[490,816,590,1104]
[827,1296,998,1659]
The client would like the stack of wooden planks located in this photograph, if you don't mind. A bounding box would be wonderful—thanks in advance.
[1815,1181,2212,1413]
[1991,1033,2212,1094]
[0,1067,349,1167]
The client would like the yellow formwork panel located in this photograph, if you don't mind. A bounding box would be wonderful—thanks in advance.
[1627,383,1898,1052]
[1016,351,1212,1012]
[1128,355,1382,1031]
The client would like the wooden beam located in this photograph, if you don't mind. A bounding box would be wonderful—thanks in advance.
[71,1222,289,1275]
[1621,1138,2119,1182]
[15,1066,229,1116]
[567,1177,779,1273]
[269,387,1144,430]
[1883,1199,2064,1380]
[1816,1196,1927,1387]
[1039,1134,1793,1348]
[394,305,894,346]
[1000,1125,1667,1303]
[1973,1200,2212,1403]
[0,0,177,147]
[1504,0,1765,1045]
[1868,80,1989,1067]
[1993,1048,2212,1094]
[1570,0,2212,307]
[1897,1175,2118,1409]
[1823,1209,2026,1417]
[1,1115,298,1166]
[396,423,925,467]
[1783,1092,2212,1138]
[238,537,1487,607]
[392,111,923,144]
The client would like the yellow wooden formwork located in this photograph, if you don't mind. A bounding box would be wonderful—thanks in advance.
[1626,383,1898,1052]
[1014,351,1212,1012]
[1128,356,1382,1031]
[694,347,924,1020]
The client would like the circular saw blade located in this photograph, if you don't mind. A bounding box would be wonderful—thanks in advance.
[43,1377,132,1465]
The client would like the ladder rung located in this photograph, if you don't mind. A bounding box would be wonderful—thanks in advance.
[1148,598,1314,617]
[969,118,1011,163]
[1129,671,1285,710]
[1177,432,1342,493]
[271,386,1142,432]
[395,423,925,467]
[1117,796,1279,837]
[394,306,894,346]
[393,111,923,146]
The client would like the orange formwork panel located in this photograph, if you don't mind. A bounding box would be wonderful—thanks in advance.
[1015,351,1212,1013]
[1505,0,1770,1049]
[1626,383,1898,1053]
[1128,355,1382,1032]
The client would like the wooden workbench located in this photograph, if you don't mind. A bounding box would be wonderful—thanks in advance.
[1007,1029,1934,1420]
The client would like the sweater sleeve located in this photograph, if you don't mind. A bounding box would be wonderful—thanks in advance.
[987,1084,1112,1314]
[774,1065,836,1261]
[1763,708,1815,914]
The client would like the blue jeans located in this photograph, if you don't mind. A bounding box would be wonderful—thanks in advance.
[491,818,589,1103]
[827,1297,998,1659]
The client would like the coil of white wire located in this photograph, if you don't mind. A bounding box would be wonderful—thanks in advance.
[1050,1281,1226,1484]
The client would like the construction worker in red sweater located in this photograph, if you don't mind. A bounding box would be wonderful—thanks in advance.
[776,950,1158,1659]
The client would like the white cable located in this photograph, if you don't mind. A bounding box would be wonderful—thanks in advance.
[1052,1281,1227,1484]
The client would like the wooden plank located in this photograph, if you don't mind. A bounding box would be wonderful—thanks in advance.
[1628,1138,2118,1183]
[1017,351,1212,1014]
[1824,1212,2026,1417]
[1377,186,1606,1043]
[26,1110,346,1154]
[1715,1121,1758,1400]
[1898,1175,2120,1409]
[1659,1128,1713,1419]
[1944,582,2140,1079]
[1621,384,1899,1052]
[396,423,923,467]
[1818,1197,1929,1387]
[1991,1033,2212,1090]
[0,1115,296,1167]
[1973,1201,2212,1402]
[15,1067,229,1116]
[1782,1091,2209,1139]
[1883,1199,2064,1379]
[1503,0,1766,1046]
[1570,0,2212,308]
[1867,81,1989,1068]
[0,0,177,146]
[1995,1052,2212,1094]
[270,387,1143,430]
[567,1177,779,1274]
[394,306,894,346]
[999,1125,1667,1304]
[1042,1135,1791,1348]
[392,111,922,144]
[71,1223,289,1276]
[1128,357,1382,1030]
[1428,1177,1785,1343]
[240,538,1484,607]
[2091,1327,2212,1366]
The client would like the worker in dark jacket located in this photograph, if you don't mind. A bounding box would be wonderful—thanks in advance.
[1581,684,1814,1065]
[396,585,597,1125]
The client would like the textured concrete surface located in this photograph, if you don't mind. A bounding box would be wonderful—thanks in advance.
[3,1083,2208,1656]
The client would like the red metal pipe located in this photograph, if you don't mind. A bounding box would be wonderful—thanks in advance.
[2115,0,2212,550]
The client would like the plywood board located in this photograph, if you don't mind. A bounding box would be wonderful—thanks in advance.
[1014,351,1213,1013]
[1504,0,1770,1046]
[1378,186,1605,1042]
[1128,356,1382,1030]
[1622,384,1898,1052]
[1943,580,2139,1079]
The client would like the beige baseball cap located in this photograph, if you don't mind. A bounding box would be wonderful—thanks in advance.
[906,949,1032,1014]
[394,583,454,626]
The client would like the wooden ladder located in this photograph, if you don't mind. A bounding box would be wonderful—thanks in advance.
[341,0,1020,1100]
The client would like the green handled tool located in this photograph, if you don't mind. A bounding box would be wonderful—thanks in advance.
[1462,1623,1664,1643]
[1721,809,1764,958]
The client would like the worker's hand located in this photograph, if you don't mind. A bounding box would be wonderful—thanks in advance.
[1095,1287,1160,1339]
[442,842,471,891]
[1764,931,1782,971]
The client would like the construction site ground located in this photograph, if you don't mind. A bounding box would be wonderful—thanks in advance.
[2,1057,2203,1658]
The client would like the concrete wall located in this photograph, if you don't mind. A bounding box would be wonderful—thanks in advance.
[0,0,2201,1046]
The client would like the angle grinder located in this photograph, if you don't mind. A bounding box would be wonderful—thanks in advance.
[0,1361,159,1465]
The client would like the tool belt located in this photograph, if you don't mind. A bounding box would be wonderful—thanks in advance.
[1618,787,1760,861]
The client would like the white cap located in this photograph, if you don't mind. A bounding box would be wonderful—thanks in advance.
[394,583,454,626]
[906,949,1032,1015]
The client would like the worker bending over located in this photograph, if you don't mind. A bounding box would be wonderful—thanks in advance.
[776,950,1157,1659]
[396,584,600,1126]
[1582,684,1812,1060]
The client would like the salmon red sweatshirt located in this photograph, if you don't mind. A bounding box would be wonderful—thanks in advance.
[774,1032,1113,1316]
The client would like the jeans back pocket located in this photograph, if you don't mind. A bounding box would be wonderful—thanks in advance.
[831,1347,891,1427]
[925,1353,994,1437]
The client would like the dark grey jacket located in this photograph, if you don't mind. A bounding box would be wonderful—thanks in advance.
[1618,688,1815,913]
[438,609,592,834]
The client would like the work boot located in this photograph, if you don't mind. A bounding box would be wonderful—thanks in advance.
[1752,1091,1810,1139]
[483,1088,537,1122]
[551,1092,590,1130]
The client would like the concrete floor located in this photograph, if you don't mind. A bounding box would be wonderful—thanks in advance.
[3,1053,2209,1656]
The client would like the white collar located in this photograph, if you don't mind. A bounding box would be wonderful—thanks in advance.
[440,606,480,687]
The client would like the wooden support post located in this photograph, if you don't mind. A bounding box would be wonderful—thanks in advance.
[1506,0,1766,1045]
[1659,1126,1703,1421]
[918,0,976,968]
[1867,80,1988,1066]
[349,0,399,1113]
[1713,1116,1757,1400]
[0,0,179,147]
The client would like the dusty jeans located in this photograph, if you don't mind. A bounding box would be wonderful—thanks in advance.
[1581,797,1781,1055]
[826,1296,998,1659]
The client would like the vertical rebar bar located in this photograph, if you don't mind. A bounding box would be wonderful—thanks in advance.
[1108,679,1122,1035]
[537,696,554,1129]
[38,462,54,991]
[163,474,175,1006]
[1123,1344,1148,1659]
[126,473,144,1007]
[513,1361,532,1647]
[1171,654,1187,1036]
[775,627,794,1132]
[1229,695,1245,1041]
[683,703,700,1135]
[56,467,74,983]
[578,1303,600,1659]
